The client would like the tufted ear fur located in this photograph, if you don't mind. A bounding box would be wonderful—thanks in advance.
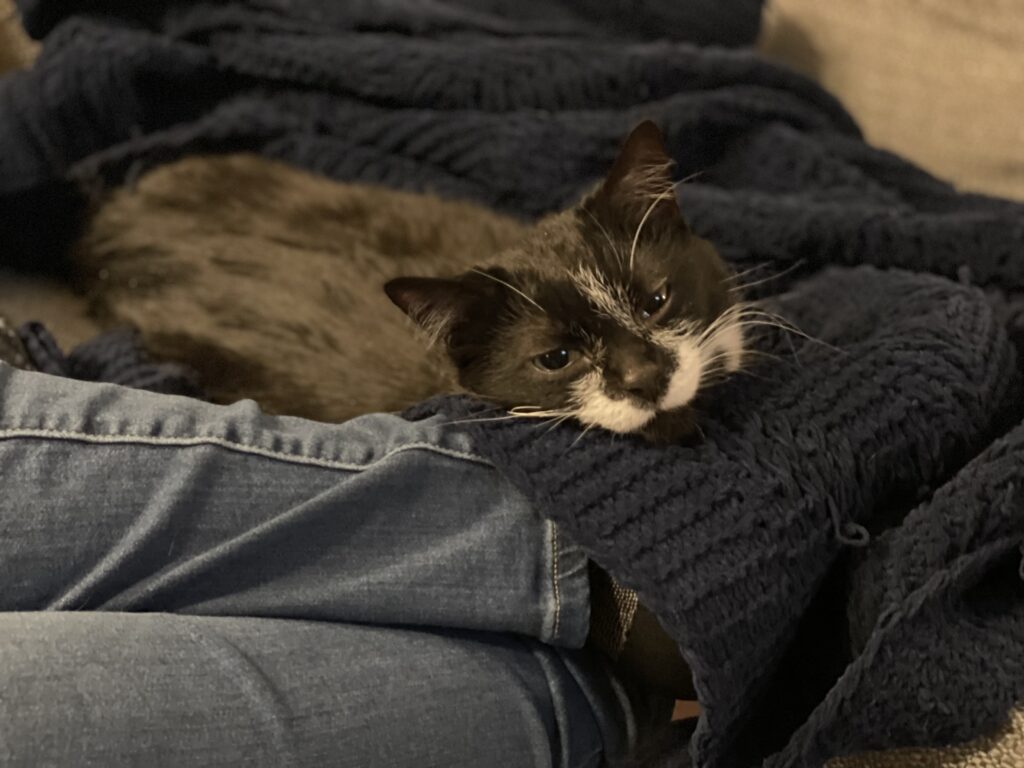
[384,268,513,359]
[590,120,683,225]
[385,276,480,345]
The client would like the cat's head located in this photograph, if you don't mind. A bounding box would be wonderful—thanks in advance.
[386,121,744,442]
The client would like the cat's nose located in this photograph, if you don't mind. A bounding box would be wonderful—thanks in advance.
[614,359,663,402]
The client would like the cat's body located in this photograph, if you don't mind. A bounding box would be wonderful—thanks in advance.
[76,155,529,421]
[75,123,745,442]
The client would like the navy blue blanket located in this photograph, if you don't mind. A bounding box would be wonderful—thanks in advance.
[3,2,1023,766]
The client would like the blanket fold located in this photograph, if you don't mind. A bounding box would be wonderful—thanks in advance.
[2,2,1022,766]
[12,0,767,46]
[17,322,203,395]
[415,265,1022,766]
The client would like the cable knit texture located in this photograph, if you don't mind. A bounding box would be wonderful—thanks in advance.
[17,322,203,395]
[1,2,1023,767]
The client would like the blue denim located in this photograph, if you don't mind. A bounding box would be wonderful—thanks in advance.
[0,364,647,767]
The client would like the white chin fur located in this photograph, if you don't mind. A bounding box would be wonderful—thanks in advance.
[712,322,745,373]
[573,372,655,433]
[657,321,745,411]
[572,319,746,434]
[659,335,703,411]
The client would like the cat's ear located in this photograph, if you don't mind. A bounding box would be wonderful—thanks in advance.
[591,120,682,223]
[384,276,481,344]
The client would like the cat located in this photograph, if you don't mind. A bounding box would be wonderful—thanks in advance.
[74,121,746,443]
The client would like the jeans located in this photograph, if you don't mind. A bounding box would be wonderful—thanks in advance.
[0,364,647,767]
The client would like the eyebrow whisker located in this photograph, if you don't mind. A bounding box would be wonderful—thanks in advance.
[470,268,545,312]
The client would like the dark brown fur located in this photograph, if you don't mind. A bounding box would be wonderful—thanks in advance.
[74,124,739,441]
[74,155,529,421]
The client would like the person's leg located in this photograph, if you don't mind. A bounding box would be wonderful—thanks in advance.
[0,612,638,768]
[0,363,665,765]
[0,363,587,647]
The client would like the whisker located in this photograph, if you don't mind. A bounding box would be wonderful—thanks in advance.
[692,302,842,384]
[738,309,845,354]
[629,186,676,270]
[664,170,705,193]
[511,412,575,420]
[699,370,744,388]
[726,260,806,294]
[698,348,744,367]
[701,318,798,337]
[582,207,629,267]
[470,268,544,313]
[720,319,839,360]
[723,262,772,284]
[539,413,577,434]
[696,303,755,345]
[697,321,805,360]
[697,302,830,346]
[698,347,788,384]
[567,422,597,451]
[441,414,544,426]
[441,404,574,427]
[731,367,778,383]
[508,405,575,418]
[730,347,786,364]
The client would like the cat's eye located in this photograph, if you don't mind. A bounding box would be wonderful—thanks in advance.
[534,348,578,372]
[640,281,671,320]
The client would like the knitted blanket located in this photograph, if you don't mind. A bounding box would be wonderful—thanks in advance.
[2,2,1023,767]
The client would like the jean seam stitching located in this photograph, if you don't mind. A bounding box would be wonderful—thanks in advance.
[0,428,494,471]
[550,520,562,641]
